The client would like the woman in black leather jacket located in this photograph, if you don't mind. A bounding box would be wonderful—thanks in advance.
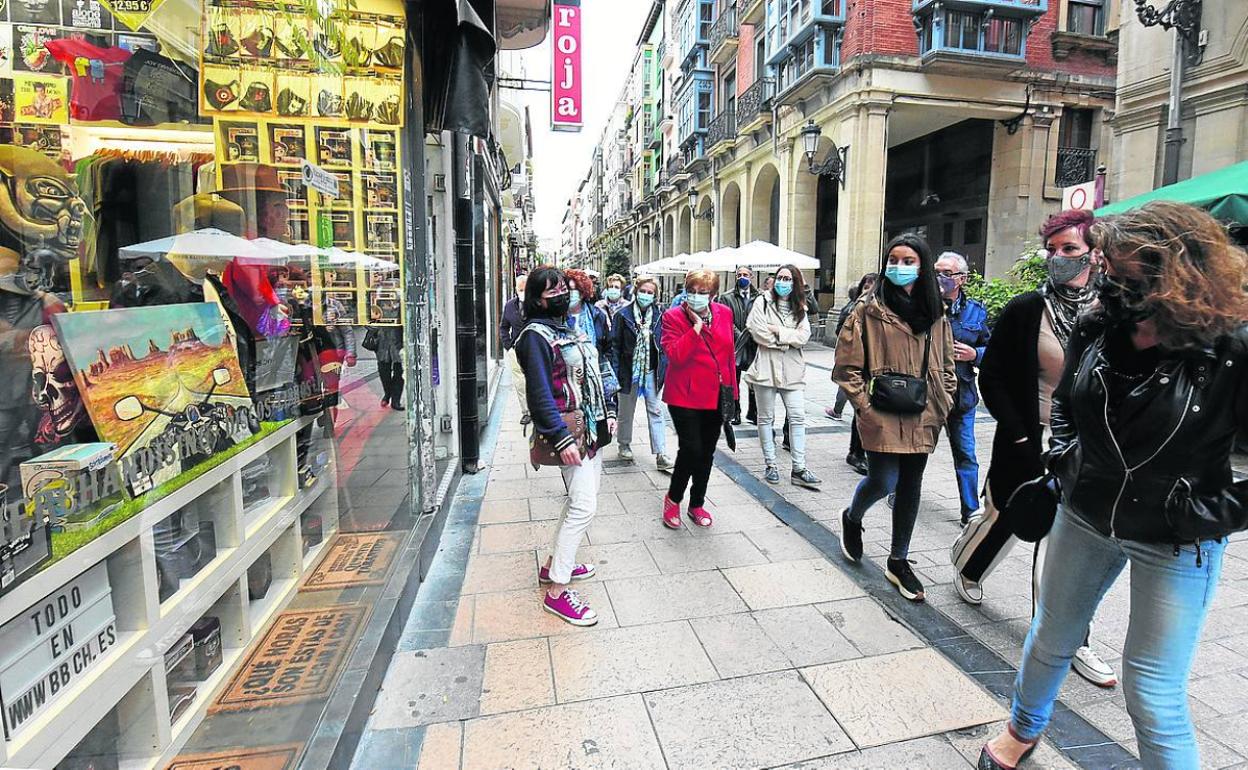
[981,202,1248,770]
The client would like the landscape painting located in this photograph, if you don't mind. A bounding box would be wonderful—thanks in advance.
[53,304,258,494]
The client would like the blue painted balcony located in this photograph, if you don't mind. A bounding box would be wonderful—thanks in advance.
[767,0,845,66]
[677,0,715,71]
[914,0,1046,62]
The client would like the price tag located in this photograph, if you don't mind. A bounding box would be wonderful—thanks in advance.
[301,160,340,199]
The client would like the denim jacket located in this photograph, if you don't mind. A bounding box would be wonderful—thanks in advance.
[947,292,991,415]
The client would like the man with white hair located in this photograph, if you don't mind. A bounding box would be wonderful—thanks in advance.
[935,251,991,525]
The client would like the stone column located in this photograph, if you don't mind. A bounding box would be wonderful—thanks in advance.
[783,136,818,258]
[833,102,890,305]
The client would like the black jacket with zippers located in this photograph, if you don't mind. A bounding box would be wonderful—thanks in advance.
[1048,317,1248,545]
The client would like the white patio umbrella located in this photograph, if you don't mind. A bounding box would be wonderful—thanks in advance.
[119,228,277,262]
[725,241,820,270]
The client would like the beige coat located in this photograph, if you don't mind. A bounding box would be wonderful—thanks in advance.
[832,294,957,454]
[743,293,811,390]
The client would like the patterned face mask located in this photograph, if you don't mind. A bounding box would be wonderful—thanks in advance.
[204,79,239,110]
[277,89,308,116]
[239,82,272,112]
[318,90,344,117]
[345,92,374,121]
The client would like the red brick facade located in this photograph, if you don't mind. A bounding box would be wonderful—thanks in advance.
[738,22,756,93]
[835,0,1114,79]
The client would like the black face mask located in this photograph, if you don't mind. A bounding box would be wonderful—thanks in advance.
[543,293,571,317]
[1095,273,1151,327]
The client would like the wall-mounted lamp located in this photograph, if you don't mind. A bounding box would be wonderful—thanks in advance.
[800,119,848,188]
[688,188,715,220]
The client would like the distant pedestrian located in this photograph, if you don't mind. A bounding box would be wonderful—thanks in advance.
[368,305,404,411]
[661,269,736,529]
[721,266,760,425]
[951,210,1116,689]
[934,251,990,525]
[827,274,876,477]
[516,266,617,627]
[597,273,629,321]
[980,202,1248,770]
[833,234,957,602]
[745,264,820,489]
[611,275,673,471]
[500,273,530,425]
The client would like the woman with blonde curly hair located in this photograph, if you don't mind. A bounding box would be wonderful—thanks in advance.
[981,201,1248,770]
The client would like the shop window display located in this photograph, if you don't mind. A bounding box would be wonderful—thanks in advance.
[0,0,411,764]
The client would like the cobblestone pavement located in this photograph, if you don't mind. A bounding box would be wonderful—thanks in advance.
[353,346,1248,769]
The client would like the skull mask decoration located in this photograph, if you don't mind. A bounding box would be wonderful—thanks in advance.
[0,146,89,295]
[28,323,85,442]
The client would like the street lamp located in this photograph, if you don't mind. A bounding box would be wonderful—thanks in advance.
[688,188,714,220]
[1134,0,1204,186]
[800,119,848,188]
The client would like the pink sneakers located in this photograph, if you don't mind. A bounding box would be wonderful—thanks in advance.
[543,589,598,626]
[538,563,596,584]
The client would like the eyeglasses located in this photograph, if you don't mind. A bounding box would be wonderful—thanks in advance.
[935,270,967,278]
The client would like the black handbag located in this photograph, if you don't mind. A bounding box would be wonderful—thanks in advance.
[861,310,930,415]
[362,328,379,352]
[1003,473,1060,542]
[699,318,737,451]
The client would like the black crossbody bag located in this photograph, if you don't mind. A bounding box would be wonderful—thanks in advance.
[861,309,931,415]
[697,311,737,451]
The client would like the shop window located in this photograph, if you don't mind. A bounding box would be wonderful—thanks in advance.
[0,0,413,765]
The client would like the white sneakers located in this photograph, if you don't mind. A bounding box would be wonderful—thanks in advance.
[955,575,983,605]
[1073,645,1118,688]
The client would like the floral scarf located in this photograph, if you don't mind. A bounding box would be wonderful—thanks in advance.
[573,304,597,346]
[630,305,654,396]
[523,321,607,445]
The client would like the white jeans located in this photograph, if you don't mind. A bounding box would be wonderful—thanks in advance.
[551,452,602,584]
[617,373,666,456]
[507,348,528,417]
[754,384,807,469]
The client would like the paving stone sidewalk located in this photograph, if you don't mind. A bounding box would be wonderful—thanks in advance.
[353,346,1248,769]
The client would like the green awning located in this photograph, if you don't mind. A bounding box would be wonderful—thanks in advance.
[1095,161,1248,225]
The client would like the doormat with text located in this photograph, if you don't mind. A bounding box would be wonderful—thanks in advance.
[302,532,404,591]
[165,743,302,770]
[210,606,368,713]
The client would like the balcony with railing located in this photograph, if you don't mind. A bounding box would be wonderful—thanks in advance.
[706,106,736,154]
[914,0,1046,63]
[1055,146,1096,188]
[740,0,764,25]
[737,77,775,132]
[768,0,845,63]
[709,2,739,66]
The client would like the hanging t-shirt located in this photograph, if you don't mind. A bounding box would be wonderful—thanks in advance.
[44,38,131,121]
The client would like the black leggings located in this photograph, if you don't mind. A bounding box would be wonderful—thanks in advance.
[377,361,404,404]
[668,405,723,508]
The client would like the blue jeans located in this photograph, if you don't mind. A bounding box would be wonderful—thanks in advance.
[846,452,929,560]
[1011,508,1225,769]
[946,409,980,517]
[617,374,666,456]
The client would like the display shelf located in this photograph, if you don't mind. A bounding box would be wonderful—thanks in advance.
[0,415,337,770]
[0,419,306,628]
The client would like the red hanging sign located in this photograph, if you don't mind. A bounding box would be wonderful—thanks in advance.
[551,0,582,132]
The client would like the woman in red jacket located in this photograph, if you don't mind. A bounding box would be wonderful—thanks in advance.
[661,269,737,528]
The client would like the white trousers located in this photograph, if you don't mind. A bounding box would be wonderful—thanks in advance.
[551,452,602,584]
[508,348,529,417]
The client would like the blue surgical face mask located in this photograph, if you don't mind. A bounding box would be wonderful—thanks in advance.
[737,276,751,289]
[604,287,622,302]
[885,264,920,287]
[635,292,655,308]
[568,289,581,307]
[685,293,710,311]
[773,279,793,298]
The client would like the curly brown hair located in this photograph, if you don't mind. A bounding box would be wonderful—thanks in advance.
[564,269,594,298]
[1089,201,1248,348]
